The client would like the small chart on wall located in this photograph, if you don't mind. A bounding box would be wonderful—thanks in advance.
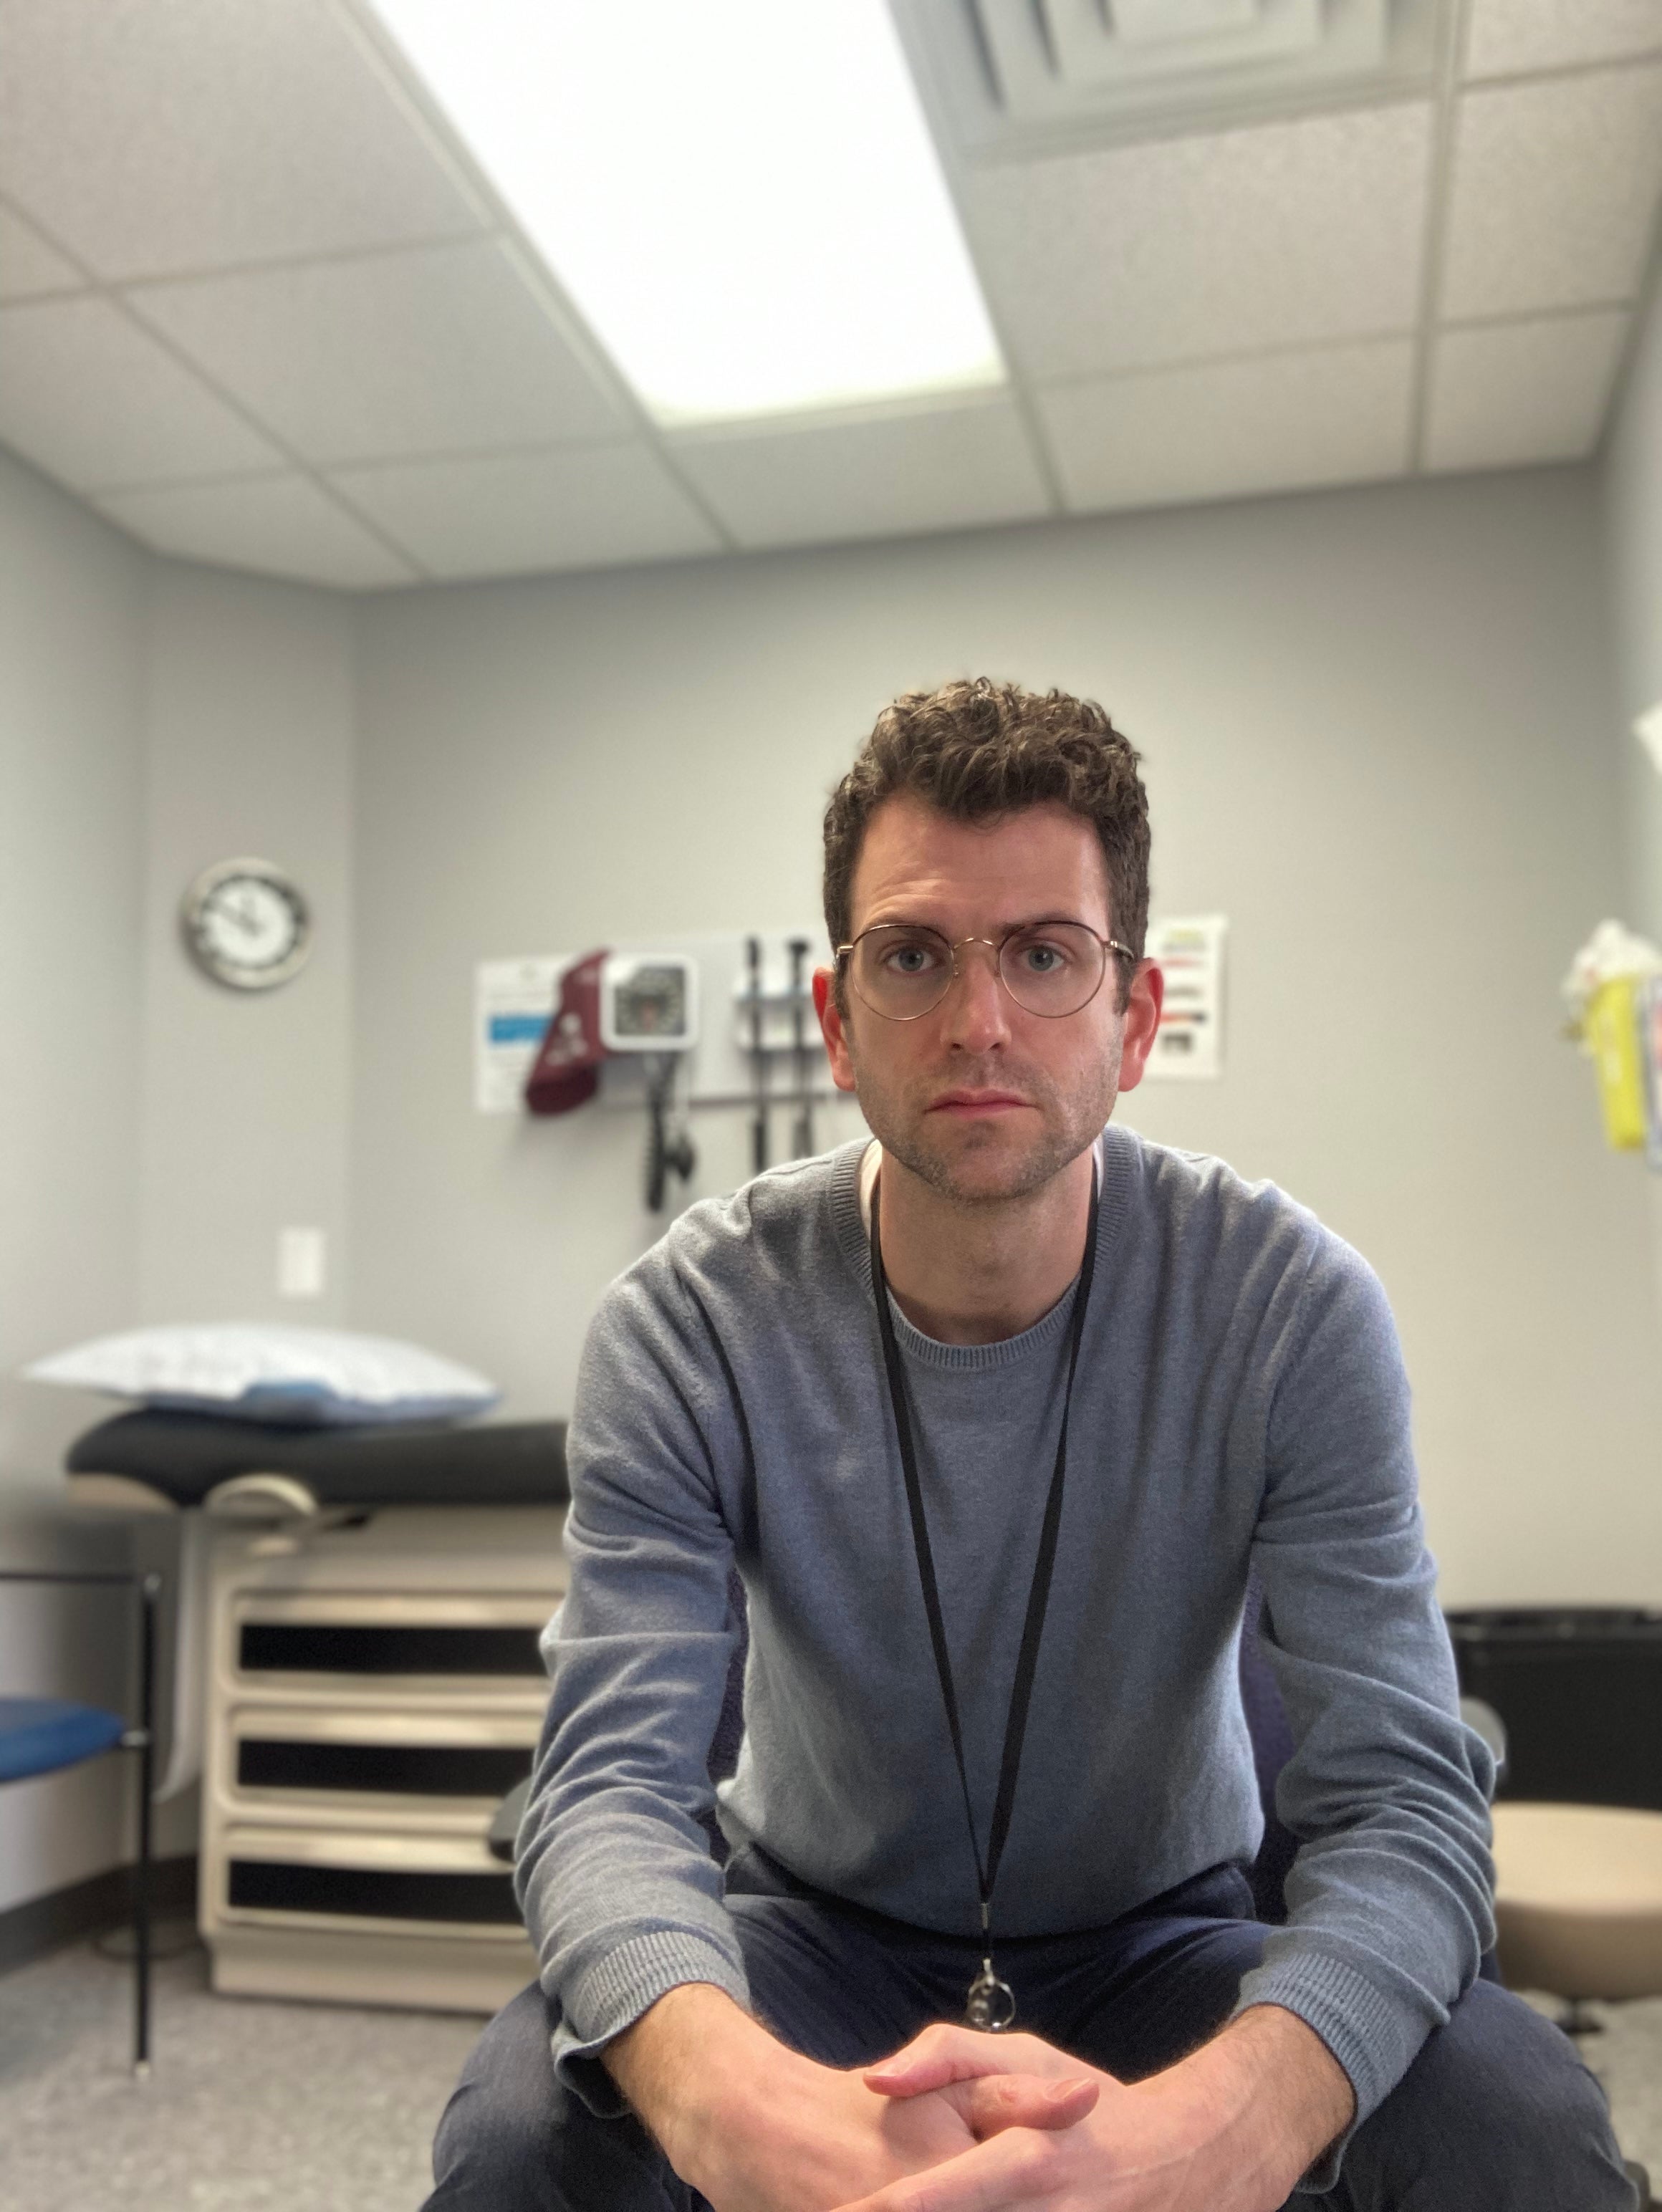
[1144,915,1226,1079]
[474,956,569,1115]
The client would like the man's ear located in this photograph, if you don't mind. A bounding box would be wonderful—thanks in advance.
[812,967,860,1095]
[1112,961,1164,1095]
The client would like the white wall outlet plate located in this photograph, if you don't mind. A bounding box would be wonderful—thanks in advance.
[1634,702,1662,777]
[277,1226,327,1299]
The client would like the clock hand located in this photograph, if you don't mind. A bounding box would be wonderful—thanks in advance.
[218,895,263,938]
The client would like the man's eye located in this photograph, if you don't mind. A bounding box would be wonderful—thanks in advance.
[1019,941,1067,973]
[886,943,938,974]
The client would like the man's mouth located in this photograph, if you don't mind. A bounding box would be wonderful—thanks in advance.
[928,1090,1032,1118]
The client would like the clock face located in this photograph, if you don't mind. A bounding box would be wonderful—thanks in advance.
[183,859,311,991]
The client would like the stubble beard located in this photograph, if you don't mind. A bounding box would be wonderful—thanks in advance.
[848,1034,1124,1208]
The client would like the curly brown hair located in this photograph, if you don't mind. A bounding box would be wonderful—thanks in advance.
[822,678,1150,1007]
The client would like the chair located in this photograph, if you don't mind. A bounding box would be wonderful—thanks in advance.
[0,1567,161,2073]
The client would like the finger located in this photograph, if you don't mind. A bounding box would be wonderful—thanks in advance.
[863,2022,996,2096]
[939,2072,1099,2136]
[833,2127,1056,2212]
[864,2027,1065,2097]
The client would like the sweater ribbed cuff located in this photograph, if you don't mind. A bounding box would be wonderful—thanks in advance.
[1231,1952,1431,2194]
[550,1930,754,2117]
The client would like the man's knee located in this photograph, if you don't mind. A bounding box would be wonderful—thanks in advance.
[428,1984,564,2209]
[425,1981,688,2212]
[1342,1981,1636,2210]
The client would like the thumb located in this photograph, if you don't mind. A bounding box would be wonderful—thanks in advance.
[938,2071,1100,2138]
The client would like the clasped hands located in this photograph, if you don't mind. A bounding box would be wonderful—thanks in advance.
[673,2006,1349,2212]
[612,1984,1350,2212]
[825,2017,1308,2212]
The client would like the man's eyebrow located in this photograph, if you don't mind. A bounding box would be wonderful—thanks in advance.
[858,911,1099,934]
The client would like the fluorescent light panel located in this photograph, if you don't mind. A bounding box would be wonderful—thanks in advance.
[366,0,1006,425]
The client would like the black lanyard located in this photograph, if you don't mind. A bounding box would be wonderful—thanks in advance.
[869,1158,1100,2031]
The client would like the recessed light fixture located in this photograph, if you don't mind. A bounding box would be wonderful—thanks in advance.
[364,0,1005,427]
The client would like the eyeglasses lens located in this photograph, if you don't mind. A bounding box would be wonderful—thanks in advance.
[850,925,1105,1019]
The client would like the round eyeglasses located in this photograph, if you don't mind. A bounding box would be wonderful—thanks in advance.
[836,922,1135,1022]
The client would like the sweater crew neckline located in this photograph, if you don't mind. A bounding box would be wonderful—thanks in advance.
[827,1129,1130,1371]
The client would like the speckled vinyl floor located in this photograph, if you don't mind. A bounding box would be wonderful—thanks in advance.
[0,1934,482,2212]
[1,1941,1658,2210]
[1522,1991,1662,2198]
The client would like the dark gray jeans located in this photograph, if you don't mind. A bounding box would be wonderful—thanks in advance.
[426,1857,1635,2211]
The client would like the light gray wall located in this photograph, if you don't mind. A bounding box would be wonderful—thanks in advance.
[129,564,358,1865]
[0,449,145,1914]
[353,467,1662,1610]
[1601,267,1662,1311]
[1604,270,1662,948]
[0,522,359,1920]
[138,566,356,1329]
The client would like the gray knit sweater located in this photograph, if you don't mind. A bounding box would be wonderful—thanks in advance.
[517,1126,1496,2140]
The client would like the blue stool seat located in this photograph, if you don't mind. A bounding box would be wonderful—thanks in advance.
[0,1696,125,1782]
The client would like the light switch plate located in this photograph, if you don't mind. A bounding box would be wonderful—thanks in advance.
[1634,702,1662,776]
[277,1226,327,1299]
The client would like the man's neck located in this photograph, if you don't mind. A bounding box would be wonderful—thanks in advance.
[868,1142,1098,1346]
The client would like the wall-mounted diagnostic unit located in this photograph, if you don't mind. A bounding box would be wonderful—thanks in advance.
[599,956,699,1054]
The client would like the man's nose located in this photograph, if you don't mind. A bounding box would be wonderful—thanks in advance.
[939,941,1012,1052]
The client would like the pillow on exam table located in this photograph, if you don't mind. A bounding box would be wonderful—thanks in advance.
[25,1324,499,1427]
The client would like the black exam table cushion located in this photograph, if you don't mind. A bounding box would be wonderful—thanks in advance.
[67,1410,568,1511]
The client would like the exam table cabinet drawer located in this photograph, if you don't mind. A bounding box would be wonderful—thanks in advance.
[235,1736,532,1800]
[216,1824,529,1937]
[237,1620,544,1680]
[226,1857,524,1928]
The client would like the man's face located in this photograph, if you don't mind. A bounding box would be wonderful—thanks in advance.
[814,795,1162,1206]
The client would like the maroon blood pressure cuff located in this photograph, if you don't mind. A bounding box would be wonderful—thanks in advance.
[526,949,610,1115]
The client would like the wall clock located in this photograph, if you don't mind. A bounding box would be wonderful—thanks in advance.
[182,857,312,991]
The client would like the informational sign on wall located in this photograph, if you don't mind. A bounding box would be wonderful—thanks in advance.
[474,955,568,1114]
[1145,915,1226,1080]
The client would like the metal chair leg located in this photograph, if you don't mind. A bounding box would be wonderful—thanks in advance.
[131,1574,159,2076]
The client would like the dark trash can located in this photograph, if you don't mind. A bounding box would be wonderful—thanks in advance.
[1445,1608,1662,1812]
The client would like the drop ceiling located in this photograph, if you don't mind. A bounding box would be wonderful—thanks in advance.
[0,0,1658,592]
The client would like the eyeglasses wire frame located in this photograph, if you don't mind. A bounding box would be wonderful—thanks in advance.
[833,921,1139,1022]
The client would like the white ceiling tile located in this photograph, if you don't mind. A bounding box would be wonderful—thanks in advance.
[1424,310,1630,470]
[128,241,629,465]
[1466,0,1662,80]
[328,443,722,579]
[0,0,485,279]
[0,295,282,491]
[1442,65,1662,319]
[959,105,1431,380]
[666,398,1052,550]
[1037,340,1415,514]
[94,474,416,590]
[0,199,81,299]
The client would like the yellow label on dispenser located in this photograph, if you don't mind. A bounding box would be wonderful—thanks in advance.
[1587,976,1648,1150]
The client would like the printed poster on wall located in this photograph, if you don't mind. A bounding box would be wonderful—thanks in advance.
[474,956,566,1113]
[1145,915,1226,1080]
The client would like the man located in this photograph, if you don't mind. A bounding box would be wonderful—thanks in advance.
[429,680,1633,2211]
